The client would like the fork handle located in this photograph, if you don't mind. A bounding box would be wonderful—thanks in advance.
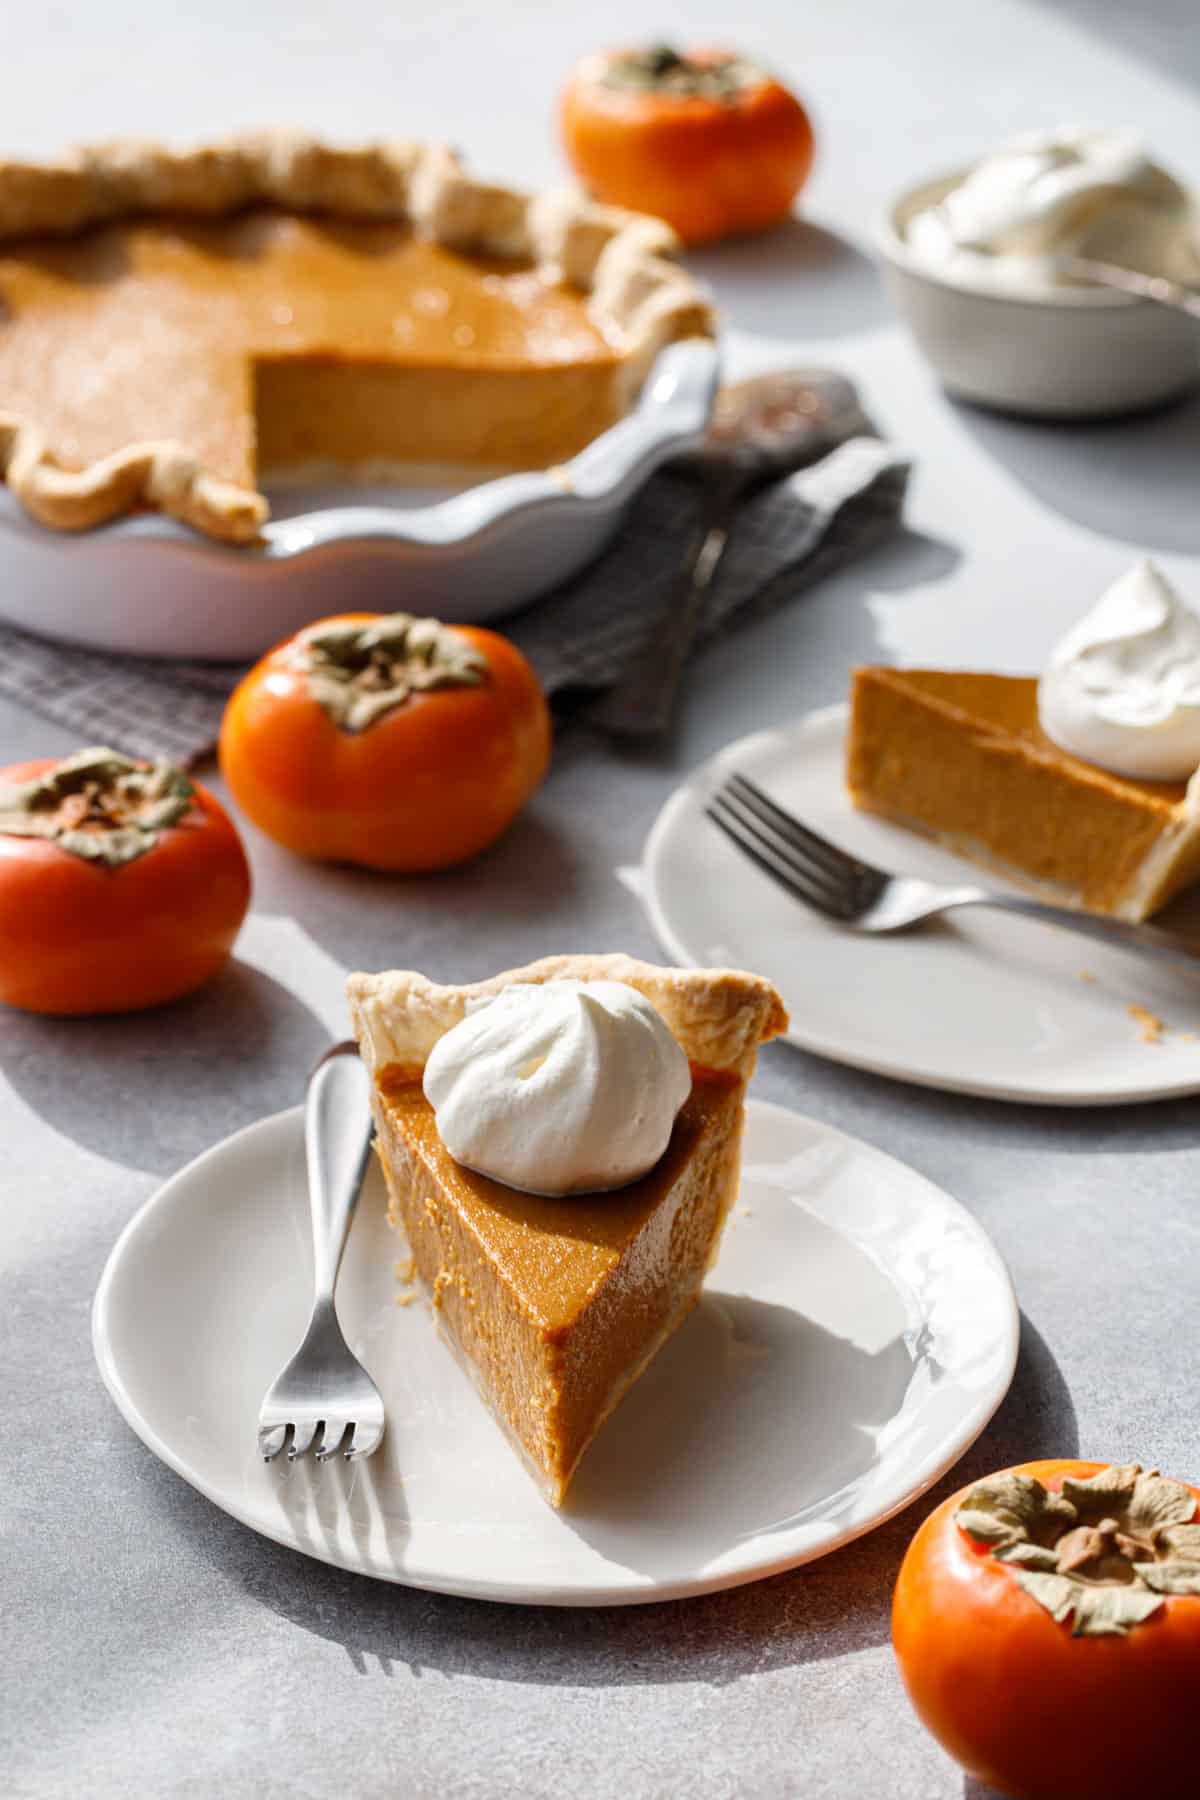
[951,890,1200,967]
[304,1041,375,1303]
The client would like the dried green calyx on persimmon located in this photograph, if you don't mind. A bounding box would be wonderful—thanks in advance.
[602,45,764,101]
[957,1463,1200,1637]
[0,747,194,868]
[291,614,488,733]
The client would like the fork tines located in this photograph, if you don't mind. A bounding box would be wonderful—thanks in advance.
[705,771,884,922]
[259,1419,383,1463]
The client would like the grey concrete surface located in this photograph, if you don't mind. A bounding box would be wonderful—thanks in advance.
[4,3,1200,1795]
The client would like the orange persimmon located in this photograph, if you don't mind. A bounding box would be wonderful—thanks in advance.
[0,748,250,1015]
[219,612,551,871]
[559,44,815,246]
[892,1458,1200,1800]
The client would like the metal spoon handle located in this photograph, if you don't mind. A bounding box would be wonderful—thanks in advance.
[590,474,741,740]
[304,1041,374,1303]
[1059,255,1200,321]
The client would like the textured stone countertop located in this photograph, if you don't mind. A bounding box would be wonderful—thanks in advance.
[4,3,1200,1795]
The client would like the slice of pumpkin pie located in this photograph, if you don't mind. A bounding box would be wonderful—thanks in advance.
[847,667,1200,921]
[847,561,1200,922]
[347,953,786,1506]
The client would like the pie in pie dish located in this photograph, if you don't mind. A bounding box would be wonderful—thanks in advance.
[0,133,713,542]
[847,666,1200,920]
[347,953,787,1506]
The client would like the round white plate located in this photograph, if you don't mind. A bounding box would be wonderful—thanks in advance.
[92,1098,1016,1607]
[644,707,1200,1106]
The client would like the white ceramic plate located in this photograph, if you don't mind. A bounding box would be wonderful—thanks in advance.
[644,707,1200,1106]
[92,1097,1016,1607]
[0,339,718,661]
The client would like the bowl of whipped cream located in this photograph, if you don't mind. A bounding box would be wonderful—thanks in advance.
[878,127,1200,417]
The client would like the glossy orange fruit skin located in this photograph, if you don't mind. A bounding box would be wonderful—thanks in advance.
[892,1458,1200,1800]
[0,759,251,1015]
[560,47,815,245]
[219,614,551,872]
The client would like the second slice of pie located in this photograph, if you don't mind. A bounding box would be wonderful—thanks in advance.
[847,666,1200,920]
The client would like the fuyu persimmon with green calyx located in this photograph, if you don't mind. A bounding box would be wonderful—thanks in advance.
[219,612,551,872]
[0,746,251,1015]
[560,44,815,246]
[892,1458,1200,1800]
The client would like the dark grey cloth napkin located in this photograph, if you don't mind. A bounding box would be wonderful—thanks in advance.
[0,435,908,766]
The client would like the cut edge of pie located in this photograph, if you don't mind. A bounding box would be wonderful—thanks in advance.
[847,664,1200,921]
[0,131,714,542]
[347,954,788,1506]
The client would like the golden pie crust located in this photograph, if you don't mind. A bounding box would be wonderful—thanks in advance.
[0,133,713,541]
[347,954,786,1505]
[349,952,787,1081]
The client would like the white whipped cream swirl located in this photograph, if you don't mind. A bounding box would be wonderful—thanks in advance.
[1038,560,1200,780]
[906,127,1193,293]
[423,980,691,1197]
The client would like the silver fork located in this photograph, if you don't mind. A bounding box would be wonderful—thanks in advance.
[707,771,1200,967]
[258,1041,385,1464]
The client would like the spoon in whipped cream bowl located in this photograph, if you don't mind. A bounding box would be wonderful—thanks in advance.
[1050,255,1200,319]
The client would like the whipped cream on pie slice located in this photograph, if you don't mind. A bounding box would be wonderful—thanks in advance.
[1038,560,1200,781]
[423,978,691,1196]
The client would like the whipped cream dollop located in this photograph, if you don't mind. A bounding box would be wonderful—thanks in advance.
[1038,560,1200,780]
[423,980,691,1197]
[906,128,1195,293]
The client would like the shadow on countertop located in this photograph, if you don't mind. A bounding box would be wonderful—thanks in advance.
[1026,0,1199,94]
[3,958,329,1175]
[948,384,1200,555]
[855,525,963,596]
[237,807,593,989]
[685,219,890,341]
[130,1309,1074,1688]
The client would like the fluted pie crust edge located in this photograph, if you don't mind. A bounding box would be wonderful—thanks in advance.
[0,131,714,541]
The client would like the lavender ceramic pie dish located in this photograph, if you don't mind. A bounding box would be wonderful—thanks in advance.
[0,338,718,663]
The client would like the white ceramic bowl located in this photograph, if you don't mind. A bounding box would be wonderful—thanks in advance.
[878,170,1200,419]
[0,338,718,662]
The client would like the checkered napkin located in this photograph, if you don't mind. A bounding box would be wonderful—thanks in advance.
[0,434,908,767]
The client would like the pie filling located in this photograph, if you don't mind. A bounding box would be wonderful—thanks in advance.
[0,211,628,488]
[252,354,624,482]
